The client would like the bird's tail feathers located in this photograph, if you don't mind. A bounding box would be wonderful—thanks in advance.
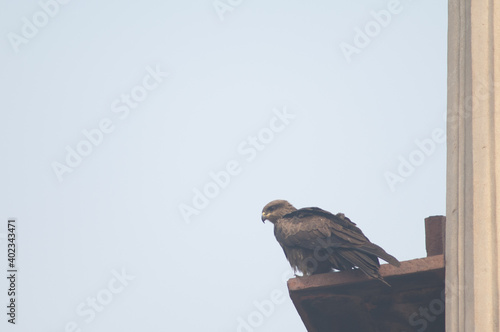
[335,250,392,287]
[357,243,401,267]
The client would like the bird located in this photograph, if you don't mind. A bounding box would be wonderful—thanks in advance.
[261,200,401,286]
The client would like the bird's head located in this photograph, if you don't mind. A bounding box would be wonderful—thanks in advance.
[261,200,297,224]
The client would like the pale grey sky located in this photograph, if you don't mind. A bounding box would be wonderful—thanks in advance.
[0,0,447,331]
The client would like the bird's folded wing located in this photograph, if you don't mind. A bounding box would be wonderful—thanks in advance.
[276,210,370,249]
[276,207,401,267]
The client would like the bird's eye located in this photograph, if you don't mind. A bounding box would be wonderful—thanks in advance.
[268,206,275,212]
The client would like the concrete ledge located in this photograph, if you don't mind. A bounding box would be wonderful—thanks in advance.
[288,255,445,332]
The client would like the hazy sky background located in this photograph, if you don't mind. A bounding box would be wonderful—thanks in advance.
[1,0,447,331]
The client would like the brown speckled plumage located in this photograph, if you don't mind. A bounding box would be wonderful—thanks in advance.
[261,200,400,286]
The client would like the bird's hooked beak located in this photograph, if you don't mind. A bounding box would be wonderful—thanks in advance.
[261,212,268,223]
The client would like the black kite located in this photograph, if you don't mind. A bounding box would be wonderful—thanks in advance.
[261,200,400,286]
